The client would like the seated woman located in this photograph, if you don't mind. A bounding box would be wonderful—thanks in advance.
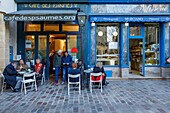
[16,59,28,71]
[34,59,44,85]
[93,62,108,86]
[68,63,80,82]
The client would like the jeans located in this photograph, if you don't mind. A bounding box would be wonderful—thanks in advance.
[62,68,70,82]
[15,76,22,89]
[55,66,60,83]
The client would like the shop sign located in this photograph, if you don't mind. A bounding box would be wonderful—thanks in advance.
[90,16,170,22]
[4,15,76,21]
[20,3,78,9]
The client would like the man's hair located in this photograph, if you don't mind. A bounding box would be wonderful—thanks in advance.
[72,63,77,68]
[11,60,17,64]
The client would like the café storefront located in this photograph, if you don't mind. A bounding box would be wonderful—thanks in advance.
[3,0,170,78]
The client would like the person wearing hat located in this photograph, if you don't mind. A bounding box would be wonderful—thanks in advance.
[53,49,62,85]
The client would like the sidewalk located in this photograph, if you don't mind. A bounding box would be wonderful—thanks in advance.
[0,80,170,113]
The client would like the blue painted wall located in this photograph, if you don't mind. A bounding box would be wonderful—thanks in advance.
[15,0,170,4]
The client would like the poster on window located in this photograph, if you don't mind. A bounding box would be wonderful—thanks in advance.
[107,26,117,42]
[26,40,32,48]
[109,42,118,49]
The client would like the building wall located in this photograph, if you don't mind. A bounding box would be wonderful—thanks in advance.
[0,0,17,71]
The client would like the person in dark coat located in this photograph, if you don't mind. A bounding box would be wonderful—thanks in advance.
[53,50,62,85]
[3,61,22,92]
[68,63,80,82]
[61,51,72,84]
[93,62,108,86]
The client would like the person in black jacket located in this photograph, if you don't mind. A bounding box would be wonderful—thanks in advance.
[93,62,108,86]
[3,61,22,92]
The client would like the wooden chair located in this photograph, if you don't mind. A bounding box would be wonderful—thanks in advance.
[21,72,37,94]
[41,67,45,85]
[68,74,81,95]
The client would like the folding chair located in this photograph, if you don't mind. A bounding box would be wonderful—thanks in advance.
[68,74,81,95]
[1,72,7,93]
[0,71,14,93]
[21,72,37,94]
[90,72,103,93]
[41,67,45,85]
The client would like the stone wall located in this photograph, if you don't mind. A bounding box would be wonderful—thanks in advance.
[161,67,170,78]
[145,67,161,77]
[0,13,10,71]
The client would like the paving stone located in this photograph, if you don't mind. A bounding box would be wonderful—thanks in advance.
[0,80,170,113]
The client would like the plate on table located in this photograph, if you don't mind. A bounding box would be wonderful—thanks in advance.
[18,71,26,74]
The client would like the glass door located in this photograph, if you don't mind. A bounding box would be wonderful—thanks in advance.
[25,34,49,78]
[25,35,35,67]
[129,23,145,76]
[67,35,81,62]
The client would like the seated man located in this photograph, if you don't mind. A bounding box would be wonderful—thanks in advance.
[34,58,44,86]
[3,61,22,92]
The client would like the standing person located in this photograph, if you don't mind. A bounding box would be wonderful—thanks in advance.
[16,59,28,71]
[3,61,22,92]
[34,58,44,86]
[49,50,55,74]
[93,62,108,86]
[61,51,72,84]
[53,50,62,85]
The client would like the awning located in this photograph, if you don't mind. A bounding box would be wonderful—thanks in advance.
[90,15,170,22]
[4,10,77,21]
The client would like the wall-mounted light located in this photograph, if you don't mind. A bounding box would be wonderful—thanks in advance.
[98,31,103,36]
[77,11,86,27]
[169,22,170,26]
[91,22,95,26]
[125,22,129,27]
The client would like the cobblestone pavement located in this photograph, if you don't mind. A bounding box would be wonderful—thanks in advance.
[0,80,170,113]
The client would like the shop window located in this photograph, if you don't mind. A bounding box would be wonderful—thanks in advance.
[62,24,79,32]
[67,35,81,61]
[145,23,159,66]
[130,26,141,36]
[25,23,41,32]
[44,23,59,31]
[25,35,35,66]
[96,24,119,66]
[38,35,47,60]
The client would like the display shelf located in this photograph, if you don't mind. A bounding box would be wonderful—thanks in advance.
[97,54,119,57]
[145,50,159,65]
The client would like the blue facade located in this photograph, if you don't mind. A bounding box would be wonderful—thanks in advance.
[13,0,170,77]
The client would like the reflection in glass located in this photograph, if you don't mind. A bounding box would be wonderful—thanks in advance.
[38,35,47,60]
[62,24,79,32]
[25,23,41,32]
[145,23,159,65]
[44,23,59,31]
[96,23,119,66]
[67,35,80,61]
[130,26,141,36]
[25,35,35,63]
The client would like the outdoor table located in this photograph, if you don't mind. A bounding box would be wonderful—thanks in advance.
[83,69,93,89]
[17,71,33,77]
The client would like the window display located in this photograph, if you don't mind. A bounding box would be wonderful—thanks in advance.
[96,23,119,65]
[145,23,159,65]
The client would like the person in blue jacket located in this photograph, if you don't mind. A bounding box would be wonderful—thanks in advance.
[3,61,22,92]
[61,51,72,84]
[68,63,80,82]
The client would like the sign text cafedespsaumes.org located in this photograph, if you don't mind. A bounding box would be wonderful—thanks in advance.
[4,15,76,21]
